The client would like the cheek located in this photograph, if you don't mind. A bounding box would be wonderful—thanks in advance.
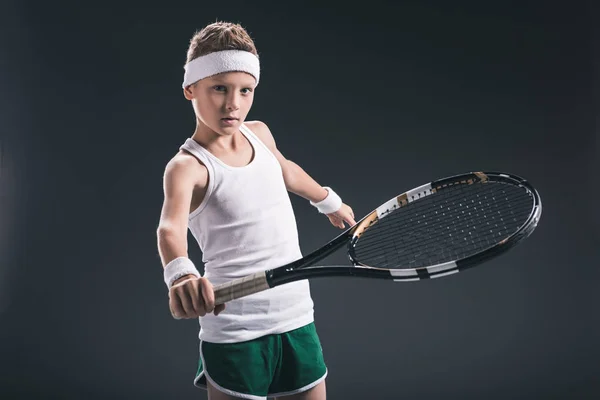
[195,94,221,115]
[241,95,255,111]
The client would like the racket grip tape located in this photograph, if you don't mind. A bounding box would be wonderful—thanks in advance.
[213,271,270,305]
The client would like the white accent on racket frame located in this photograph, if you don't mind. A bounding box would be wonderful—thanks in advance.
[431,269,459,279]
[389,260,458,281]
[389,269,419,278]
[426,260,458,275]
[406,183,433,203]
[393,277,422,282]
[376,198,400,218]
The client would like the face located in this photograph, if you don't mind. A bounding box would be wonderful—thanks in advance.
[184,72,256,136]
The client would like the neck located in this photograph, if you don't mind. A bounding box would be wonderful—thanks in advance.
[191,119,240,151]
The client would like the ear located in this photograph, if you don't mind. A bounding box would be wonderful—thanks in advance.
[183,85,194,100]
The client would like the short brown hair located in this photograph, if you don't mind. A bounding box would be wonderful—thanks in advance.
[185,21,258,65]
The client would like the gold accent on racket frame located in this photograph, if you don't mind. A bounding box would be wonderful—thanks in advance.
[397,193,408,206]
[474,171,489,182]
[353,193,411,239]
[353,210,379,239]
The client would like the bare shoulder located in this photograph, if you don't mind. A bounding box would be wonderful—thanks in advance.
[163,150,208,190]
[245,120,276,149]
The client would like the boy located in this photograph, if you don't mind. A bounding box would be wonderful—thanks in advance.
[156,22,355,400]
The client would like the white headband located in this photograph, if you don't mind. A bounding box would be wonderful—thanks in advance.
[182,50,260,88]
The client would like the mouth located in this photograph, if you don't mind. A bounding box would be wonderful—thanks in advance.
[221,117,238,121]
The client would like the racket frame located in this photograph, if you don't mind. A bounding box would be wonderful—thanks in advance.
[214,171,542,305]
[270,171,541,285]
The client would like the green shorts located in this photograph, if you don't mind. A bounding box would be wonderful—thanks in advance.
[194,322,327,399]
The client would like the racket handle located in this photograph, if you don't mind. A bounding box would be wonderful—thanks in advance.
[213,271,270,305]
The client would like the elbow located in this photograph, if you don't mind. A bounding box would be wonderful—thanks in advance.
[156,225,184,243]
[156,225,170,238]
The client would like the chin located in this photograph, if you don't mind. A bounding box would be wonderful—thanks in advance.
[216,122,242,134]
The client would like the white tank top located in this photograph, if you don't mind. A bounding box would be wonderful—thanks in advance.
[180,123,314,343]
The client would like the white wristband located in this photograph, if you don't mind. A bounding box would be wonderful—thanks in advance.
[310,187,342,214]
[164,257,200,288]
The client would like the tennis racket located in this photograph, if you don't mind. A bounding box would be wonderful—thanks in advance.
[213,171,542,305]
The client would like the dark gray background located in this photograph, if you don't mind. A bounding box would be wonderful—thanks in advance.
[1,1,598,399]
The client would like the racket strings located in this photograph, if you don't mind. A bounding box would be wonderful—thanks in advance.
[357,193,514,267]
[353,182,534,269]
[360,184,532,267]
[356,196,533,258]
[381,184,532,266]
[357,184,532,250]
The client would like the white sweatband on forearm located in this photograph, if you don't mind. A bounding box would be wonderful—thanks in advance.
[310,187,343,214]
[182,50,260,88]
[164,257,200,288]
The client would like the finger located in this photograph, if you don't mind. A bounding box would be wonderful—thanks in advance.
[169,292,184,319]
[346,216,357,226]
[199,279,215,314]
[214,304,226,316]
[189,280,205,317]
[178,289,197,318]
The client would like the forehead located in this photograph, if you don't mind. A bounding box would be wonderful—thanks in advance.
[205,71,256,86]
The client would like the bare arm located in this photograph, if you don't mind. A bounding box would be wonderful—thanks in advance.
[156,155,205,266]
[247,121,328,202]
[156,154,224,318]
[283,160,329,202]
[247,121,356,228]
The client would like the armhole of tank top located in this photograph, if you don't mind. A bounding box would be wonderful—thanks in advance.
[240,123,280,165]
[180,144,215,221]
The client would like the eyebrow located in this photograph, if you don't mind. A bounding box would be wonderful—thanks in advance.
[210,76,255,86]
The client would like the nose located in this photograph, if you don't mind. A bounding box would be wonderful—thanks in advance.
[225,92,241,111]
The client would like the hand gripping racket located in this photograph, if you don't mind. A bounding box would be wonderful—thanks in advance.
[213,171,542,305]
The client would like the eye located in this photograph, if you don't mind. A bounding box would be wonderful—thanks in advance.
[213,85,226,92]
[241,87,253,94]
